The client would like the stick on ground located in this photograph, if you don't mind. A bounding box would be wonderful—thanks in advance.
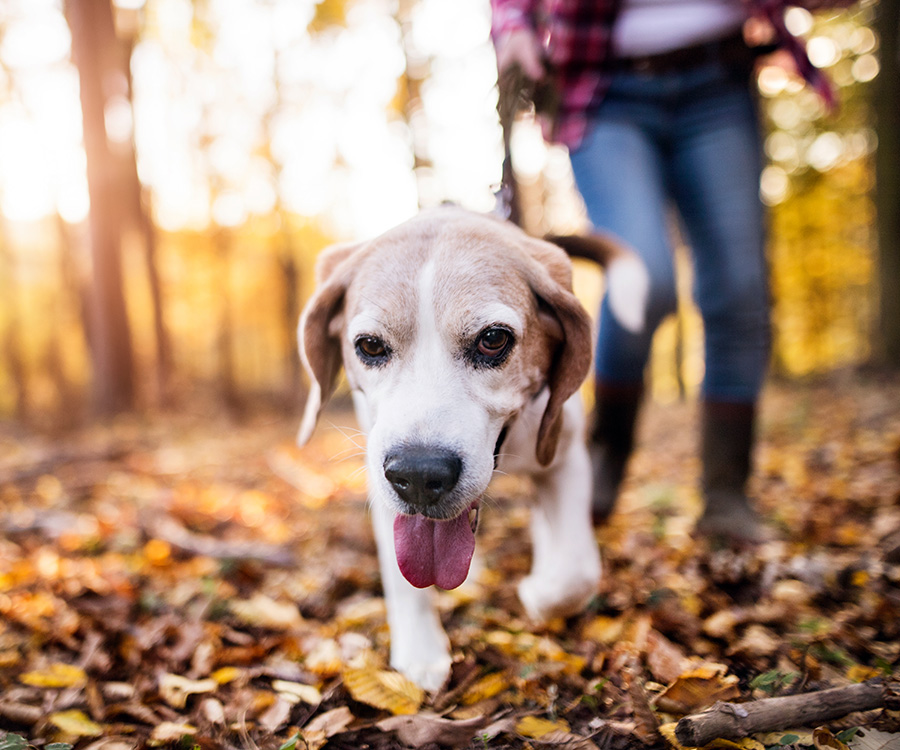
[674,680,885,748]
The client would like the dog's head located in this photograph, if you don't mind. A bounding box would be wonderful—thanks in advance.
[297,208,592,589]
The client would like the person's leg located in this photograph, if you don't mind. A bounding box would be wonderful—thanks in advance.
[570,115,677,520]
[668,68,771,542]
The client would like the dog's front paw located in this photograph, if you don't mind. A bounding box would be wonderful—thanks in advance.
[518,564,600,623]
[390,639,452,693]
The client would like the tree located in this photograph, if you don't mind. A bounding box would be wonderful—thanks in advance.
[874,0,900,367]
[64,0,136,414]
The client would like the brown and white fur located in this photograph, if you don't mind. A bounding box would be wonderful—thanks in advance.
[297,207,645,690]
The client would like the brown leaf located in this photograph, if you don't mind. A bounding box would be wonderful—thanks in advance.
[378,712,492,748]
[654,663,741,714]
[645,629,690,684]
[813,726,851,750]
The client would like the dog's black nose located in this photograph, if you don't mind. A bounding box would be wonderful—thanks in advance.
[384,448,462,508]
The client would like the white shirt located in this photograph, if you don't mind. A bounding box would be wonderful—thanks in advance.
[613,0,747,57]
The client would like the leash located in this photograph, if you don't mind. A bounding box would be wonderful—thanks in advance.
[495,63,559,228]
[495,63,529,228]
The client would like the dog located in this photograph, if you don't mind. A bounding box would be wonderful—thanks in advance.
[297,207,646,690]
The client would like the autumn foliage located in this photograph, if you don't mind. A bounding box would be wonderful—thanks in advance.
[1,379,898,747]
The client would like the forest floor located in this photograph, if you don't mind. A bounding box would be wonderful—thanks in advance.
[0,373,899,749]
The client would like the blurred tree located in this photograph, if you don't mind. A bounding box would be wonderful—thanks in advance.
[64,0,136,415]
[118,10,173,405]
[395,0,432,208]
[874,0,900,367]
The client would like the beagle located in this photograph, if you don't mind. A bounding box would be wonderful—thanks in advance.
[297,207,645,690]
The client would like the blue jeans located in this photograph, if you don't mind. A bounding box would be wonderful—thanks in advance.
[570,59,770,403]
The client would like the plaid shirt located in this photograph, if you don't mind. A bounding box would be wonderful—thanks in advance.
[490,0,836,148]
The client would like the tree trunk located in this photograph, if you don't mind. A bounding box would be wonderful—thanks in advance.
[64,0,136,415]
[874,0,900,367]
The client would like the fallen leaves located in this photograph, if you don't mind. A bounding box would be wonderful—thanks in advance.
[0,381,898,748]
[343,653,425,715]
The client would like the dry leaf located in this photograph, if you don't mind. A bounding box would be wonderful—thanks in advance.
[756,730,816,746]
[704,609,742,640]
[461,671,511,705]
[771,579,813,606]
[211,666,242,684]
[148,722,197,745]
[228,593,303,630]
[659,721,688,750]
[516,715,571,738]
[646,629,690,684]
[847,728,900,750]
[158,673,217,709]
[259,696,293,732]
[377,712,491,748]
[273,679,322,705]
[82,738,138,750]
[814,726,851,750]
[343,663,424,715]
[583,615,626,645]
[846,665,882,683]
[47,709,103,738]
[660,724,766,750]
[20,662,87,688]
[515,715,599,749]
[305,706,354,735]
[300,706,355,750]
[305,638,343,676]
[728,624,781,660]
[655,663,741,714]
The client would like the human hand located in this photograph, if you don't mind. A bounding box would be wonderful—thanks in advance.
[494,26,545,81]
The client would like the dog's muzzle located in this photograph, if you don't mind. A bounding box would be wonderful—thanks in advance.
[383,447,462,513]
[384,445,480,590]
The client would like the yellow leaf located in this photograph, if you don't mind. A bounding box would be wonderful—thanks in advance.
[47,709,103,738]
[583,615,626,645]
[756,731,815,746]
[515,715,571,739]
[343,664,424,715]
[846,664,880,683]
[461,671,511,705]
[708,739,766,750]
[658,722,688,750]
[211,666,242,684]
[21,662,87,689]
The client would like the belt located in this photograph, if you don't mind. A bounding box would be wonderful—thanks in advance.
[611,32,767,75]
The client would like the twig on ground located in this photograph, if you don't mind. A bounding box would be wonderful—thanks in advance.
[675,679,887,747]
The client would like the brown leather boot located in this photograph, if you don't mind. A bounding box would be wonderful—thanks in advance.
[697,400,770,544]
[589,382,643,524]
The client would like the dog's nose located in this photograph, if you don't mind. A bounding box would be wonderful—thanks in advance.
[384,448,462,508]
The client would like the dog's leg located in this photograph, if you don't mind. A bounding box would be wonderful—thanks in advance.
[518,407,601,622]
[371,502,452,691]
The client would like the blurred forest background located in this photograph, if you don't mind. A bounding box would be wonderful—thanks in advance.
[0,0,897,428]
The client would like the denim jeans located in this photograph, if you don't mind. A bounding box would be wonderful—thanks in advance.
[569,59,770,403]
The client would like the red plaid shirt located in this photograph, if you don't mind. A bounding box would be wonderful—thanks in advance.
[490,0,836,148]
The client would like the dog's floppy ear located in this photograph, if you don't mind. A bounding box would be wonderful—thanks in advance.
[521,237,593,466]
[297,241,366,446]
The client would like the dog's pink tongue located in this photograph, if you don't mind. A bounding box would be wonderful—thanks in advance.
[393,512,475,590]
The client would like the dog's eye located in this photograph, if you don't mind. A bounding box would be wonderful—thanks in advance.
[473,326,513,366]
[355,335,390,365]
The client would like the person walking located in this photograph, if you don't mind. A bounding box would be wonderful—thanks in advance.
[491,0,842,543]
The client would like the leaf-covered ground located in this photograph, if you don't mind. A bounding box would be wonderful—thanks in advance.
[1,375,899,749]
